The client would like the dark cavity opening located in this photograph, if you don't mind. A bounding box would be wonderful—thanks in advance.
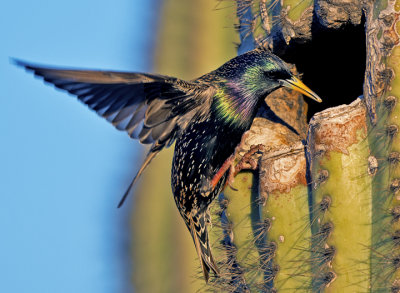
[280,16,366,121]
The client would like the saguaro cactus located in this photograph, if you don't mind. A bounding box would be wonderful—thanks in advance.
[205,0,400,292]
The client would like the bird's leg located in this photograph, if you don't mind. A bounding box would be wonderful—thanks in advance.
[210,154,235,190]
[200,155,235,197]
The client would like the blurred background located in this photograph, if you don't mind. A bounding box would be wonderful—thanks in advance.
[1,0,236,292]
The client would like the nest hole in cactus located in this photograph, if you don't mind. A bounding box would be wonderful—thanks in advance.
[281,16,367,121]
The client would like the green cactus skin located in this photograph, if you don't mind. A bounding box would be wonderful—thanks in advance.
[221,153,312,292]
[224,171,265,292]
[365,0,400,291]
[308,100,372,292]
[282,0,313,22]
[260,147,312,292]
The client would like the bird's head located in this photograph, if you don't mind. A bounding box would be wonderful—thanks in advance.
[220,48,322,103]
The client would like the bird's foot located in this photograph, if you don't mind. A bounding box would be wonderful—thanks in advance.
[233,144,264,175]
[225,144,263,191]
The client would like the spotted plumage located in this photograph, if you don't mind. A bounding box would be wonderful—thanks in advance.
[14,47,321,282]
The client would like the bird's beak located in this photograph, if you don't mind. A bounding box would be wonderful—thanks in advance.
[280,76,322,103]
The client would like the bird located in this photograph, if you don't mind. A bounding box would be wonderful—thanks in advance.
[13,47,321,282]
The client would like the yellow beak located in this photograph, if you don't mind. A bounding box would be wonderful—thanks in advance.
[280,76,322,103]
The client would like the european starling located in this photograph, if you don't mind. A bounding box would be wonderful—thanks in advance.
[14,47,321,282]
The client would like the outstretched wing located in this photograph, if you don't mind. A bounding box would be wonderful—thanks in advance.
[15,59,215,206]
[14,59,214,148]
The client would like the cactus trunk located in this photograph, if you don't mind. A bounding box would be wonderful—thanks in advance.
[308,99,372,292]
[206,0,400,292]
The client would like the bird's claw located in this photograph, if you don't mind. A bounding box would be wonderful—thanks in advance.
[233,144,263,175]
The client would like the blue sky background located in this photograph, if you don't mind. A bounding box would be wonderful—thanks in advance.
[1,1,158,292]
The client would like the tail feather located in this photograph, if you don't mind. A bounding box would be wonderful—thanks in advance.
[189,214,220,282]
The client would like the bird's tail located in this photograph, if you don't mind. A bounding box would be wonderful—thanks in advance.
[189,213,220,282]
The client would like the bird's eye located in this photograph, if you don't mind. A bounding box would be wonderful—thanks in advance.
[265,70,290,80]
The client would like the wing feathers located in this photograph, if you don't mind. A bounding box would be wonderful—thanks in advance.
[15,61,215,142]
[15,58,172,84]
[125,105,147,131]
[15,59,216,205]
